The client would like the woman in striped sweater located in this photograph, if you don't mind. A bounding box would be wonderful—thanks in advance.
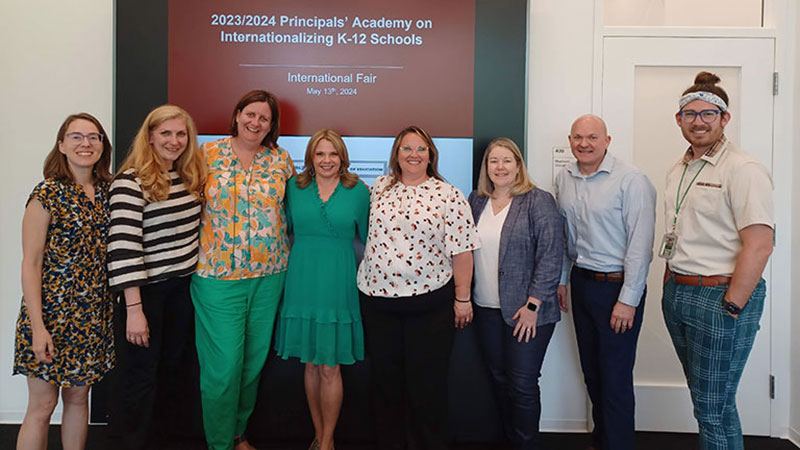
[107,105,206,449]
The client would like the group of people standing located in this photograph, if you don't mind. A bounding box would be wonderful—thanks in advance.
[13,70,772,450]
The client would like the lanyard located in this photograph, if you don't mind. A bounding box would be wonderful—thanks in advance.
[672,160,707,231]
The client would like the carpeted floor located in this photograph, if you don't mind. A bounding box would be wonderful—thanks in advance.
[0,425,797,450]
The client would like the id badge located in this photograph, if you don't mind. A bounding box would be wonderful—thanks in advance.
[659,232,678,260]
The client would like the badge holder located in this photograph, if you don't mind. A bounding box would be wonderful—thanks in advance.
[659,232,678,260]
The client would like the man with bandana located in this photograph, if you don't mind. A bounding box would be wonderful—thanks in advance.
[555,114,656,450]
[660,71,774,450]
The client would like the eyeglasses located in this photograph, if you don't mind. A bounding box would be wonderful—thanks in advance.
[65,132,104,144]
[679,109,722,124]
[399,146,429,153]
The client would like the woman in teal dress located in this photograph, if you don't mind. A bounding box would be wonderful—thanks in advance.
[274,129,369,450]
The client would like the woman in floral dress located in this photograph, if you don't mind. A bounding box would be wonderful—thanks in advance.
[14,112,115,449]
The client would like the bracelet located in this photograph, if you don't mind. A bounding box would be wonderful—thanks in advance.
[455,297,471,303]
[126,302,142,308]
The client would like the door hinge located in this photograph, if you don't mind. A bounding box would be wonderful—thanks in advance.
[773,72,779,95]
[770,375,775,399]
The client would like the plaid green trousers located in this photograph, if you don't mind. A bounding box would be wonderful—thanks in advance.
[661,277,765,450]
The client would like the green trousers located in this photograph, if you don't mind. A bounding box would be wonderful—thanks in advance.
[191,272,286,450]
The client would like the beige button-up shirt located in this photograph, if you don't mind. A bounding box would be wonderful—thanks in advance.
[664,136,773,276]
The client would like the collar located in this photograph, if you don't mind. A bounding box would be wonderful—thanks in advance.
[398,176,435,189]
[681,135,729,166]
[567,151,615,178]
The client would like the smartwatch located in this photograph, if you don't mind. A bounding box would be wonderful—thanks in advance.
[526,302,539,312]
[722,299,742,315]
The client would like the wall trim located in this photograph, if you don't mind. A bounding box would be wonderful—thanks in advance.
[0,411,61,424]
[541,419,589,433]
[603,26,776,38]
[789,426,800,447]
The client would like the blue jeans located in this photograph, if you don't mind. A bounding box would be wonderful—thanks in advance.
[473,305,556,450]
[662,277,765,450]
[570,268,645,450]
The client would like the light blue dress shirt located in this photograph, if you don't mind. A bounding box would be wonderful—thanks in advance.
[554,152,657,307]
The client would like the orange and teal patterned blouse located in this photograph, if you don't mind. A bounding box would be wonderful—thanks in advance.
[197,137,294,280]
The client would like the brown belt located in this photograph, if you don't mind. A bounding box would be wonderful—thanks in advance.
[670,272,732,287]
[574,266,624,283]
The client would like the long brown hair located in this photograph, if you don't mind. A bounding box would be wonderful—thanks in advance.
[117,105,206,202]
[295,129,359,189]
[229,90,280,149]
[43,113,112,183]
[381,125,445,194]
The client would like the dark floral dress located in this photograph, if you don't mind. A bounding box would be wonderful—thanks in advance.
[13,179,115,387]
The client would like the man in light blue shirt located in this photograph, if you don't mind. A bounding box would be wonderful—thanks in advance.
[554,114,656,450]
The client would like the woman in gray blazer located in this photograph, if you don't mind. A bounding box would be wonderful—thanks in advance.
[467,138,564,450]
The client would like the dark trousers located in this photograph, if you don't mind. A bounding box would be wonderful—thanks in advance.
[473,305,556,450]
[113,276,201,450]
[570,267,645,450]
[361,280,456,450]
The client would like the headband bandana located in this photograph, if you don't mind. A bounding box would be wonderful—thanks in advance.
[679,91,728,112]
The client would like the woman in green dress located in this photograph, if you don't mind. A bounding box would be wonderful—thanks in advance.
[274,129,369,450]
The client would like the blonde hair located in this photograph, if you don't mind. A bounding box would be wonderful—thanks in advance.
[476,137,535,197]
[296,129,359,189]
[380,125,445,195]
[118,105,206,202]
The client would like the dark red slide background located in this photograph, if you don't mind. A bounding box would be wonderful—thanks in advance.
[168,0,475,137]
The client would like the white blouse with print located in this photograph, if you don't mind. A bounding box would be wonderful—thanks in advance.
[357,175,479,298]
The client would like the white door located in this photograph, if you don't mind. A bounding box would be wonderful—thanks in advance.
[601,37,774,435]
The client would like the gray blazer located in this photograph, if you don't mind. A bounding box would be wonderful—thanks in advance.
[468,188,564,327]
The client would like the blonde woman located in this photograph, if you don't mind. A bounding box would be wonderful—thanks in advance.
[108,104,205,449]
[274,129,369,450]
[468,138,563,450]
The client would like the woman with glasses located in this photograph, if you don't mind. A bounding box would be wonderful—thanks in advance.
[190,90,294,450]
[357,126,479,450]
[14,113,115,449]
[107,105,205,449]
[274,129,369,450]
[467,138,564,450]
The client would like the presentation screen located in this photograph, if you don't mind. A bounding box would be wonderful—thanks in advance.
[167,0,475,194]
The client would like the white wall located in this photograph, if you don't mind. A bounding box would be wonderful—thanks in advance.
[0,1,113,422]
[604,0,762,27]
[527,0,597,431]
[790,0,800,443]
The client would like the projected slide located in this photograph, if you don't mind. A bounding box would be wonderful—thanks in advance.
[168,0,476,194]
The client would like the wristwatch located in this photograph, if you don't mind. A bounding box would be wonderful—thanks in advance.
[526,302,539,312]
[721,298,742,315]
